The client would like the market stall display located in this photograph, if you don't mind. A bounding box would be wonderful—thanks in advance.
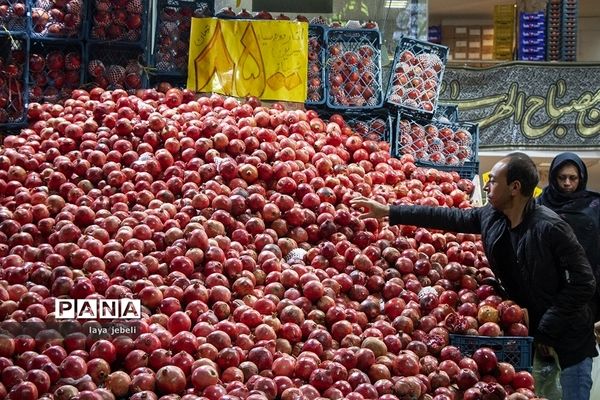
[306,24,326,106]
[86,0,147,45]
[85,43,148,91]
[29,0,86,39]
[0,33,28,129]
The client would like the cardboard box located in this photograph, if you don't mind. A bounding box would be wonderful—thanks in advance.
[469,26,481,36]
[482,26,494,39]
[469,40,481,49]
[455,40,468,49]
[454,26,468,36]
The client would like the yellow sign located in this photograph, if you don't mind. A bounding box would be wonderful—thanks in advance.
[481,171,542,198]
[188,18,308,102]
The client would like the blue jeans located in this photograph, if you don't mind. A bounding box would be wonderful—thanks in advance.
[560,357,593,400]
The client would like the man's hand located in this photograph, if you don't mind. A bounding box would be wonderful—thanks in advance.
[350,196,390,220]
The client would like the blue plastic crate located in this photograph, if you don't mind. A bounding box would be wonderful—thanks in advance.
[394,112,479,168]
[324,28,384,110]
[519,11,545,22]
[306,24,326,106]
[29,0,86,39]
[86,0,149,47]
[386,36,449,120]
[0,1,29,34]
[28,39,84,104]
[520,36,545,46]
[85,42,149,92]
[450,334,533,372]
[0,32,29,129]
[152,0,214,75]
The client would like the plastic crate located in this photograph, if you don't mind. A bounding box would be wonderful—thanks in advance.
[152,0,214,75]
[85,42,149,92]
[149,73,187,90]
[28,39,84,104]
[394,113,479,168]
[0,33,28,129]
[450,334,533,371]
[0,1,29,34]
[434,103,459,123]
[306,24,326,106]
[386,36,449,119]
[29,0,86,39]
[324,28,384,110]
[86,0,148,47]
[344,109,394,143]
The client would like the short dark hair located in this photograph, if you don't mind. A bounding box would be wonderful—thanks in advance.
[505,152,539,197]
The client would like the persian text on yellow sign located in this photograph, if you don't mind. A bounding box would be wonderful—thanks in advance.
[188,18,308,102]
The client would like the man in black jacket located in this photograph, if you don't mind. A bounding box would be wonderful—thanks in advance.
[351,152,597,400]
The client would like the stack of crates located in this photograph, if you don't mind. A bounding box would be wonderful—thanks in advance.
[28,0,87,105]
[561,0,577,61]
[546,0,562,61]
[493,4,516,60]
[518,12,545,61]
[85,0,151,92]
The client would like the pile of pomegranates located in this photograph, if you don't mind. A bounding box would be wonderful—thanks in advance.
[0,87,541,400]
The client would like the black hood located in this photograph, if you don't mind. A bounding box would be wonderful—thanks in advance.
[539,152,600,210]
[548,152,587,192]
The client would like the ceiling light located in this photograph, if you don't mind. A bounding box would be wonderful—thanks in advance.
[388,0,408,8]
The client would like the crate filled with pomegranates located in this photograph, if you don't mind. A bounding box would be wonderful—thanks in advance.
[152,0,213,75]
[29,0,86,39]
[85,42,148,91]
[0,0,28,33]
[395,114,479,169]
[324,28,383,110]
[387,37,449,117]
[86,0,148,46]
[306,24,326,106]
[28,39,84,103]
[0,33,28,128]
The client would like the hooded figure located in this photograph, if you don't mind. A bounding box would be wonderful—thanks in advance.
[538,152,600,320]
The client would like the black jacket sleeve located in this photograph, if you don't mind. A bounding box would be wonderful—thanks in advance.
[389,204,484,234]
[536,220,597,341]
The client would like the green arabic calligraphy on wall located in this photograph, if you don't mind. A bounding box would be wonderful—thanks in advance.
[439,63,600,148]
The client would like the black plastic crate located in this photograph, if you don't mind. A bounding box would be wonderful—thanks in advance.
[29,0,86,39]
[394,113,479,168]
[0,1,29,33]
[450,334,533,372]
[152,0,214,75]
[324,28,384,110]
[435,103,458,123]
[344,109,394,143]
[149,74,187,90]
[28,39,84,104]
[86,0,148,47]
[386,36,449,119]
[306,24,326,106]
[0,33,28,129]
[85,42,149,92]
